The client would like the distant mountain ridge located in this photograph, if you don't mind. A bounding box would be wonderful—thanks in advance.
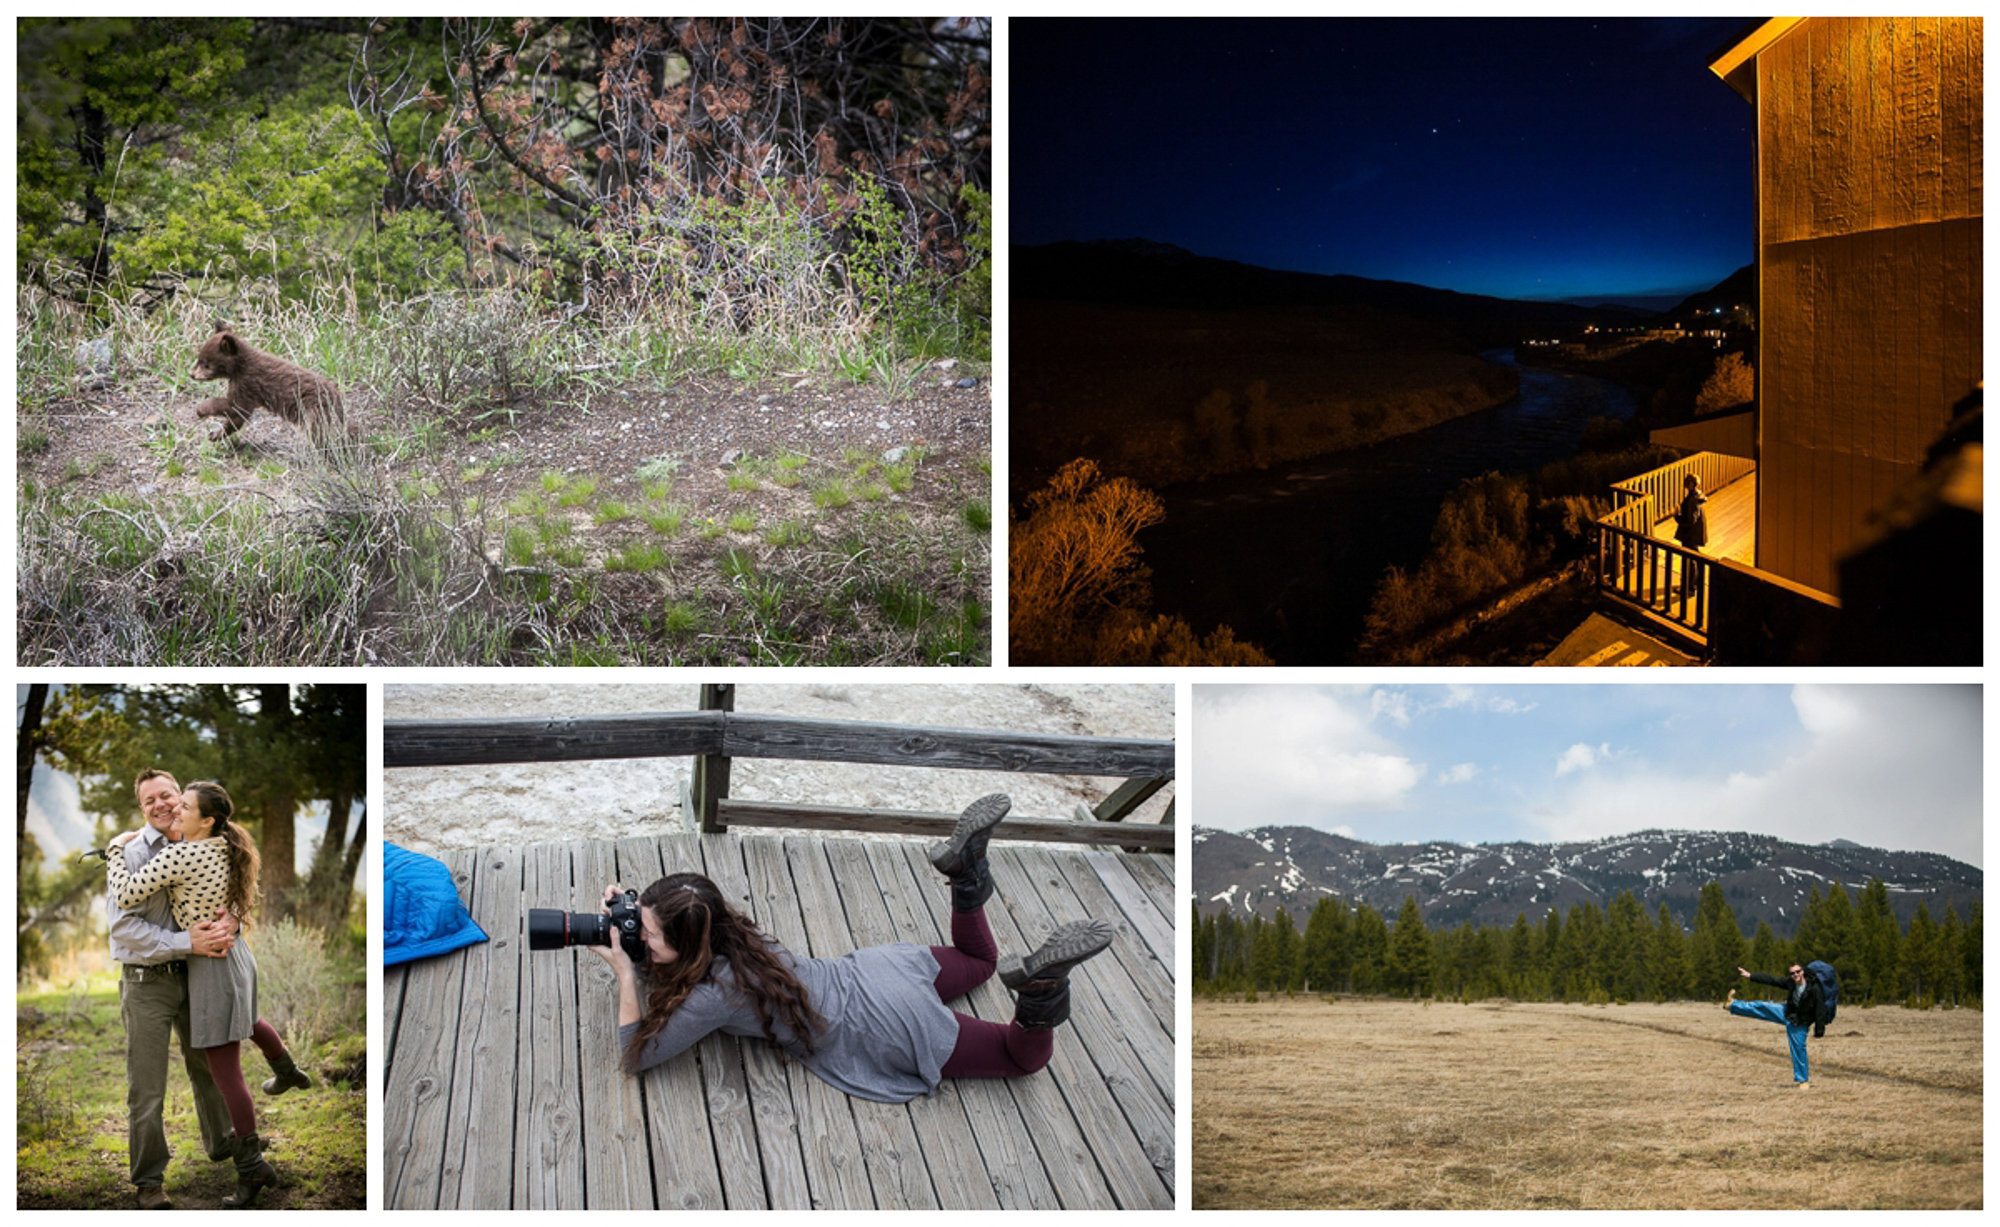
[1014,238,1651,349]
[1193,825,1981,935]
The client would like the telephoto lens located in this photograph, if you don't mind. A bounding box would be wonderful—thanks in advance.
[527,909,612,951]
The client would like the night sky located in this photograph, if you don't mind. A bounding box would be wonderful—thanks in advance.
[1013,18,1760,305]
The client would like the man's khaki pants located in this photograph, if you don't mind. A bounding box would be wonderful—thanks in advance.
[121,963,232,1188]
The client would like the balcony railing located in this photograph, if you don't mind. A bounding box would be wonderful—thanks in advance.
[1595,453,1757,639]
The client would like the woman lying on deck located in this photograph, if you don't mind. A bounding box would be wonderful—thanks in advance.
[586,795,1115,1103]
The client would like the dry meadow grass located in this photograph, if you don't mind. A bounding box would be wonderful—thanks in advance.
[1194,996,1982,1210]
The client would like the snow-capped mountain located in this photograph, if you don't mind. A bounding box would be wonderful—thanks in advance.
[1192,826,1981,934]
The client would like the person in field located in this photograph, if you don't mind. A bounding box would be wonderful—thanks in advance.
[1725,962,1823,1088]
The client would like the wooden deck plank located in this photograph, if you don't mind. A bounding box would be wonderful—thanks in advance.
[513,842,585,1208]
[692,833,813,1210]
[611,835,728,1211]
[745,837,873,1209]
[1083,848,1175,971]
[892,842,1064,1210]
[440,845,524,1209]
[389,833,1175,1210]
[572,839,655,1208]
[854,839,1004,1210]
[1046,850,1175,1042]
[1119,848,1177,916]
[793,837,937,1209]
[383,847,472,1210]
[1648,473,1757,564]
[970,848,1123,1208]
[991,853,1176,1206]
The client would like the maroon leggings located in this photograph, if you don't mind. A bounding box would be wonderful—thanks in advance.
[203,1018,289,1138]
[932,909,1055,1079]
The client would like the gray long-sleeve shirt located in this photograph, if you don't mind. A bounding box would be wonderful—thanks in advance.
[107,826,192,966]
[618,944,959,1104]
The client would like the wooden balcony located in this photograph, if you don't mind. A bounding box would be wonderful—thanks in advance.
[1594,453,1757,642]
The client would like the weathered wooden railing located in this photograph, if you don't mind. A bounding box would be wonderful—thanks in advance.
[384,688,1175,853]
[1595,452,1757,638]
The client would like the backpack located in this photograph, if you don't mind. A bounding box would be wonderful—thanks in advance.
[1805,961,1838,1035]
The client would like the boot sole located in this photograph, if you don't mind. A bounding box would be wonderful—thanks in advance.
[999,920,1114,989]
[927,794,1011,873]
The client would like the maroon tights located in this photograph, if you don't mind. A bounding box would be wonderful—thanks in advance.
[203,1018,289,1138]
[932,909,1056,1079]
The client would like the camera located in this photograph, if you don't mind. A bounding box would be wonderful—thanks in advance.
[528,889,646,963]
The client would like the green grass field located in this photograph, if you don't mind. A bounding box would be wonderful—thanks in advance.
[17,972,365,1210]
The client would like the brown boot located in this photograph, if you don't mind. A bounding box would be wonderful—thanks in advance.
[136,1185,172,1210]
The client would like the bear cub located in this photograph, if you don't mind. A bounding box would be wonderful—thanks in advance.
[191,327,350,447]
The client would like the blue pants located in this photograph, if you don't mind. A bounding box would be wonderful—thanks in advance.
[1729,998,1809,1083]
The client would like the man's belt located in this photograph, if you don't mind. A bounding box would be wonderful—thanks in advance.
[122,961,189,980]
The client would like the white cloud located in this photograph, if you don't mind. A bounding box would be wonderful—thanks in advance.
[1437,763,1479,785]
[1555,742,1609,775]
[1530,686,1980,867]
[1195,687,1424,832]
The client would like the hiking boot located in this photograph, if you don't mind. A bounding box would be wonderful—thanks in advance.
[1725,989,1735,1010]
[1794,1080,1811,1090]
[222,1134,276,1209]
[136,1185,172,1210]
[999,919,1115,992]
[262,1060,312,1096]
[1013,976,1074,1032]
[927,794,1010,912]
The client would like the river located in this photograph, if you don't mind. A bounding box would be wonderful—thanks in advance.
[1141,349,1636,664]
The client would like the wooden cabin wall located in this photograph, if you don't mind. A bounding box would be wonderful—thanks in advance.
[1753,16,1981,595]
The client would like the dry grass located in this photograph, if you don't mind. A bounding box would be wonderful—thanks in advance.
[1194,997,1982,1210]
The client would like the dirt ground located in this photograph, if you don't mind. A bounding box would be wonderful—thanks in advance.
[382,682,1176,854]
[1195,997,1982,1210]
[22,362,990,553]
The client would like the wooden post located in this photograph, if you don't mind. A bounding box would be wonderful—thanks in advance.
[1077,777,1167,825]
[691,684,735,834]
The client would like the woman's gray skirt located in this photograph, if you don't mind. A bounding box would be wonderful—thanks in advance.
[187,939,258,1048]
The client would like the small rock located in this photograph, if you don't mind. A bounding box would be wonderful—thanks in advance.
[935,358,958,372]
[719,448,747,469]
[877,420,890,430]
[955,377,978,389]
[142,413,170,431]
[75,337,113,375]
[882,446,911,464]
[756,393,773,406]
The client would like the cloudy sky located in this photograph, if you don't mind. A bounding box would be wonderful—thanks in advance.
[1193,684,1982,868]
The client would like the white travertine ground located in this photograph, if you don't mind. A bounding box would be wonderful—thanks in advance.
[383,683,1176,855]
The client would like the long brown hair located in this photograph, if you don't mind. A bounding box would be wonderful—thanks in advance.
[187,780,262,925]
[624,873,826,1073]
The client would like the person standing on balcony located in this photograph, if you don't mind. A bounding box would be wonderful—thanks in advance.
[1673,473,1709,551]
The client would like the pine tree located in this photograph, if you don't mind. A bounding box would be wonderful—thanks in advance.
[1651,903,1694,1000]
[1748,920,1784,998]
[1389,896,1432,997]
[1899,903,1941,1002]
[1691,881,1748,998]
[1855,878,1901,1003]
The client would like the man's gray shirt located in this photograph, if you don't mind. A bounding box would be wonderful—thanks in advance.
[107,825,191,966]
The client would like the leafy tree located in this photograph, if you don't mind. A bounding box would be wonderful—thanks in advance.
[353,18,989,322]
[18,18,252,305]
[1695,351,1753,414]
